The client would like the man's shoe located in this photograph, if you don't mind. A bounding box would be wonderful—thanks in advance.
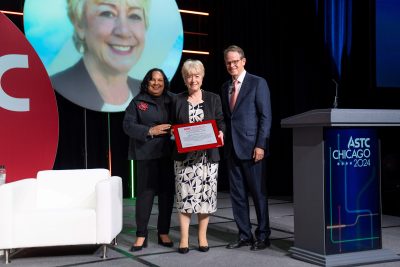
[250,239,270,251]
[226,239,253,249]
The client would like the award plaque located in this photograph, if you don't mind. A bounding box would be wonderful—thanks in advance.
[172,120,223,153]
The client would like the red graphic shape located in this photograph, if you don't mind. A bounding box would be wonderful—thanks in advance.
[0,13,58,183]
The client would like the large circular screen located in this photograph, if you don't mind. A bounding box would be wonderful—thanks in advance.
[24,0,183,112]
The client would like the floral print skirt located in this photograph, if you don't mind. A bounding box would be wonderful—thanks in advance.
[174,151,218,214]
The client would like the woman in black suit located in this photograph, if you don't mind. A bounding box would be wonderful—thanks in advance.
[171,59,225,253]
[123,68,175,251]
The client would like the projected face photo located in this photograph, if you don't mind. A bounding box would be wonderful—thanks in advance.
[76,0,147,75]
[23,0,183,112]
[49,0,148,112]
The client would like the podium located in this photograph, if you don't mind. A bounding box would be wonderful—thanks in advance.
[281,109,400,266]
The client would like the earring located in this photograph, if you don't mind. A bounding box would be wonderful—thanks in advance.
[79,44,85,54]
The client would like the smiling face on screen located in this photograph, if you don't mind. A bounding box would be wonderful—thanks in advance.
[76,0,147,74]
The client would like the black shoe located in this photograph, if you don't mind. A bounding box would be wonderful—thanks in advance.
[250,239,270,251]
[226,239,253,249]
[158,235,174,247]
[198,245,210,252]
[198,239,209,252]
[178,247,189,254]
[130,236,148,251]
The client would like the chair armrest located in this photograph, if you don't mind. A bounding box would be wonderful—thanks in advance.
[0,178,37,249]
[95,176,123,244]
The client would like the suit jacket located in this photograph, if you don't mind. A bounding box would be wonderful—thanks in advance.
[221,72,272,160]
[51,59,140,112]
[123,91,174,160]
[171,90,226,162]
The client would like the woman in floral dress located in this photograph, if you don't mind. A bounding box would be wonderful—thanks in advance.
[171,59,225,253]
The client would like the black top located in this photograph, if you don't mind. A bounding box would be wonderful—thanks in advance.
[51,59,140,112]
[123,91,174,160]
[170,90,226,162]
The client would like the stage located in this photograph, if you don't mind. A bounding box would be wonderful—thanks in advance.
[2,192,400,267]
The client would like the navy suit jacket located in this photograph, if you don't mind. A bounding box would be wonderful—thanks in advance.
[221,72,272,160]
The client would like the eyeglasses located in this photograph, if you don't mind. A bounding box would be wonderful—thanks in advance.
[225,59,242,67]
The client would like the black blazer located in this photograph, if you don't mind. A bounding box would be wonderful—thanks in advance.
[123,91,174,160]
[171,90,225,162]
[51,59,140,111]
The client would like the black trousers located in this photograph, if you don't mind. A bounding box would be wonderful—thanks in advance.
[135,157,174,237]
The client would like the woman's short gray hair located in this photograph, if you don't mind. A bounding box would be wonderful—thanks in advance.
[181,59,205,79]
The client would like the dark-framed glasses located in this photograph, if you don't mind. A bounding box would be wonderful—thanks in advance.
[225,59,242,67]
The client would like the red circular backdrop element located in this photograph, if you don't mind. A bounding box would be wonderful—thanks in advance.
[0,13,58,183]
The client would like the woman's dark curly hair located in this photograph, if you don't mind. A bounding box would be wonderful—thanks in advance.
[140,68,170,95]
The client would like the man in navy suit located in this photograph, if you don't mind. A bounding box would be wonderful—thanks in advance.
[221,45,272,251]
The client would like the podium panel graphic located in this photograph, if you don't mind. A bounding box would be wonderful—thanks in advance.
[281,109,400,267]
[324,128,381,254]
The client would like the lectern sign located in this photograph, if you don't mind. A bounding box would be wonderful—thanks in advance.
[324,128,381,254]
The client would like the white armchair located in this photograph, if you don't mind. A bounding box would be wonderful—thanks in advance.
[0,168,123,264]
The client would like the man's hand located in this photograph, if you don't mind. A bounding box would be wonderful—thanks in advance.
[253,147,265,162]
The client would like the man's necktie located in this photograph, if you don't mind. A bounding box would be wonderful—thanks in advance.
[229,80,239,111]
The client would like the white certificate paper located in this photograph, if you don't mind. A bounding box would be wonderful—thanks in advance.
[177,123,217,148]
[172,120,222,153]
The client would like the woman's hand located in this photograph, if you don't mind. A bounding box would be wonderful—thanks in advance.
[218,130,224,146]
[149,124,171,137]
